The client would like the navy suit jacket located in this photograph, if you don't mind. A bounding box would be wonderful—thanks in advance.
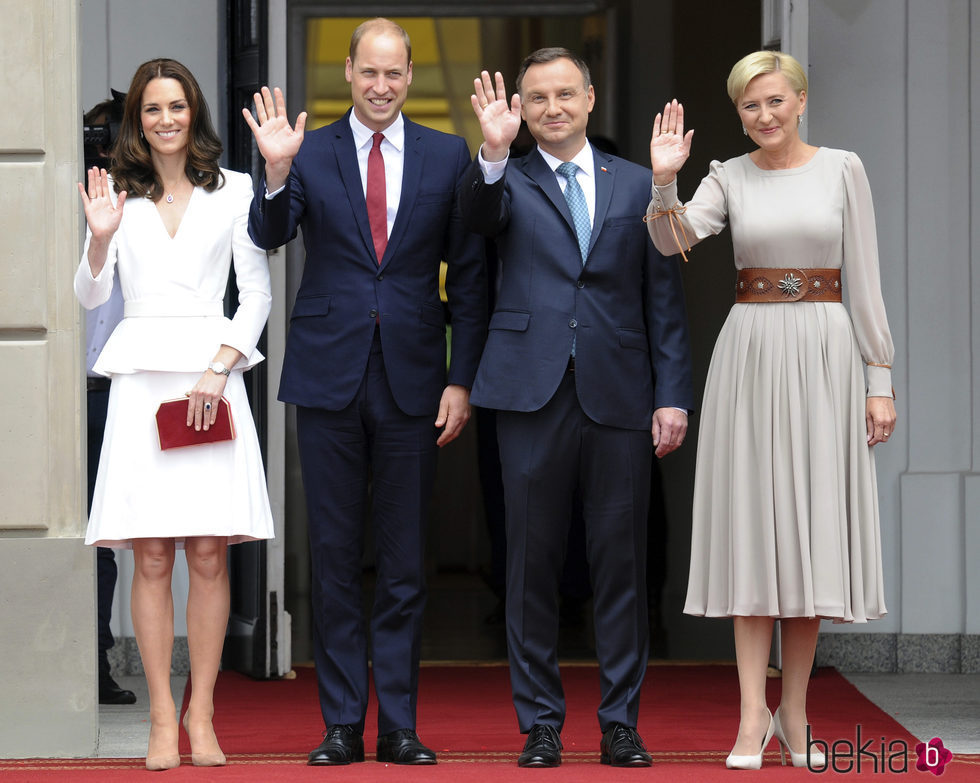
[249,111,487,417]
[460,146,693,431]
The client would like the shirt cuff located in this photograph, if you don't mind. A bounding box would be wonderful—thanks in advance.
[478,147,509,185]
[264,184,286,200]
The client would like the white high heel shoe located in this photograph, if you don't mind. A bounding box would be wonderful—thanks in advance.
[725,709,775,770]
[773,706,827,768]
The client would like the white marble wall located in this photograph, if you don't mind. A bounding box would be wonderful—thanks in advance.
[809,0,979,668]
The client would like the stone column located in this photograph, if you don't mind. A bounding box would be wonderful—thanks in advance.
[0,0,97,756]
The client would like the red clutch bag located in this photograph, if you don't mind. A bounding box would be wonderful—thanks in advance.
[155,396,236,450]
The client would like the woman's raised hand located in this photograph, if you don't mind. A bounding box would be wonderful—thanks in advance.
[78,166,126,241]
[471,70,522,162]
[242,86,307,190]
[650,100,694,185]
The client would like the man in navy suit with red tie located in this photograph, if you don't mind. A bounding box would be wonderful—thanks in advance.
[460,50,694,767]
[244,18,486,767]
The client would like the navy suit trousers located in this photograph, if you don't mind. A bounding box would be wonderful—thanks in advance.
[296,329,438,736]
[496,370,652,733]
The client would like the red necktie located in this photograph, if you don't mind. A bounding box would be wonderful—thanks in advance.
[367,132,387,263]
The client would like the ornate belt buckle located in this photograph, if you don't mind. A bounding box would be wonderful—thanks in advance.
[776,269,807,301]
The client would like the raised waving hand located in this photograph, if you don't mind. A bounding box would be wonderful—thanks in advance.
[471,70,522,162]
[78,166,126,239]
[242,86,307,191]
[77,166,127,277]
[650,99,694,186]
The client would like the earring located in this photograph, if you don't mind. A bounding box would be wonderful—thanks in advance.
[797,114,804,127]
[139,128,144,139]
[742,126,748,136]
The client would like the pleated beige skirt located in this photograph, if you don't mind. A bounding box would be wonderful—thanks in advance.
[683,301,886,622]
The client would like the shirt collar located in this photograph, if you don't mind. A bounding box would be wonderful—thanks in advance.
[538,142,595,180]
[349,110,405,152]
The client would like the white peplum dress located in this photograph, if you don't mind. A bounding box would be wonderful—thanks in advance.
[75,168,274,549]
[647,148,893,622]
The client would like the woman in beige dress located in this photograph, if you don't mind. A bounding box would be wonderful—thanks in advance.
[645,51,896,770]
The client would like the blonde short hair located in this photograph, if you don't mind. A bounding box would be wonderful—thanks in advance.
[726,50,807,103]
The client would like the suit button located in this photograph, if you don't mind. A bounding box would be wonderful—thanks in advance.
[369,308,379,319]
[377,273,384,281]
[569,318,578,328]
[576,280,585,289]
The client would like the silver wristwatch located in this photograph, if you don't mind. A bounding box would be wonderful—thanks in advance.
[208,361,231,376]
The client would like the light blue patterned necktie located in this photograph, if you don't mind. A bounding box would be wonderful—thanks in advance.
[556,161,591,265]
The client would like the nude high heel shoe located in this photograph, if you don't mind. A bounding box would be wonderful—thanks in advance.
[725,709,775,770]
[773,706,826,768]
[145,753,181,772]
[182,711,227,767]
[145,721,180,771]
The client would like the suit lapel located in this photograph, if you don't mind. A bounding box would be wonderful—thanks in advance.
[332,113,380,267]
[382,117,422,271]
[589,149,614,260]
[525,146,612,265]
[524,149,575,234]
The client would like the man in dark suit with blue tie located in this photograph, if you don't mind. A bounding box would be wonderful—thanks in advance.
[460,50,694,768]
[243,18,486,767]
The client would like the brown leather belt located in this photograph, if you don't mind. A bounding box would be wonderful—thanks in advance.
[735,267,841,303]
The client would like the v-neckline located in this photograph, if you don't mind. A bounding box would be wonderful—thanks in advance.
[153,186,195,240]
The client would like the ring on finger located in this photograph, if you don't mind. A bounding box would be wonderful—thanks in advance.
[204,401,212,412]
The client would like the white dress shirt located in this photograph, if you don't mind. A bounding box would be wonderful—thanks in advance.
[85,283,124,378]
[348,111,405,240]
[478,142,597,229]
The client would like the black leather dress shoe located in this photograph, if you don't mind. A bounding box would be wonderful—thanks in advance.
[518,724,562,767]
[600,723,652,767]
[308,724,365,765]
[98,675,136,705]
[376,729,437,764]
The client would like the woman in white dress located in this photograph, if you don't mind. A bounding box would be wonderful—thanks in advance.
[645,51,896,770]
[75,59,273,771]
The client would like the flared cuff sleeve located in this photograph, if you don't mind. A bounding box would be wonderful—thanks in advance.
[74,231,119,310]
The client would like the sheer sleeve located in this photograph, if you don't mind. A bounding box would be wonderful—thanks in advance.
[841,152,894,397]
[645,160,730,259]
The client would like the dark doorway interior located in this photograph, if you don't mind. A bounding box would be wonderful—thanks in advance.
[237,0,762,670]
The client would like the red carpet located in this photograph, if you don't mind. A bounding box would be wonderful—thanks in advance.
[3,663,977,780]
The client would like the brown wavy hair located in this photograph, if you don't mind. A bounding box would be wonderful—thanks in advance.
[110,58,224,199]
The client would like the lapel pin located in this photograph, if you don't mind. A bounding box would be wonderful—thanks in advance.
[600,166,608,173]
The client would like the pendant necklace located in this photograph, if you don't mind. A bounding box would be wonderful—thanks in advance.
[161,178,184,204]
